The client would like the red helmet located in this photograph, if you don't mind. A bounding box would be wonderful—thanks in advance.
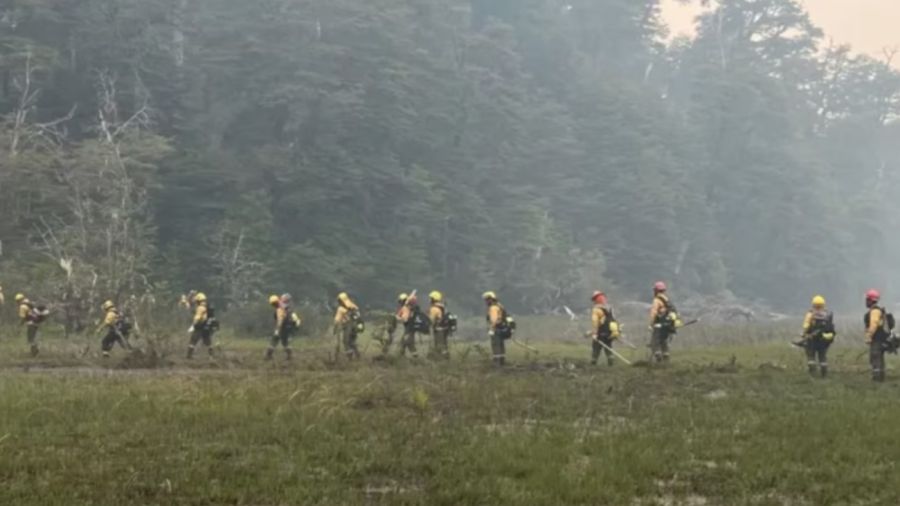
[591,291,607,304]
[866,289,881,302]
[654,281,667,292]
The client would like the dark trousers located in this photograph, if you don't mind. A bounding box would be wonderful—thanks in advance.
[25,325,39,355]
[266,331,293,359]
[650,327,671,361]
[871,339,886,382]
[188,328,214,358]
[400,330,418,357]
[804,339,831,377]
[592,336,614,365]
[433,329,450,358]
[101,330,126,352]
[490,332,506,365]
[337,326,359,359]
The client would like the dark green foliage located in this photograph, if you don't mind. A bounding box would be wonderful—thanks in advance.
[1,0,899,315]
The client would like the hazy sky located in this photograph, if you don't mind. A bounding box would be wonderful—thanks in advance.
[662,0,900,66]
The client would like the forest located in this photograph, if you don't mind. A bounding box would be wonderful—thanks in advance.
[1,0,899,318]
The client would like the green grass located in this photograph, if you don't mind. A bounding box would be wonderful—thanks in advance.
[0,325,896,505]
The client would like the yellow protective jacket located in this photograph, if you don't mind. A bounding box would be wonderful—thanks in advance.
[274,306,288,334]
[334,297,359,327]
[429,303,446,330]
[487,303,504,330]
[592,304,619,339]
[866,307,884,344]
[649,294,670,325]
[19,302,34,325]
[802,308,834,340]
[396,305,412,325]
[192,302,208,326]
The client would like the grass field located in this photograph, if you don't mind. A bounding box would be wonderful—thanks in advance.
[0,320,897,505]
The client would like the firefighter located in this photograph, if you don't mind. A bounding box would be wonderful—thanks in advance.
[381,293,408,355]
[649,281,681,363]
[864,289,891,382]
[266,294,301,361]
[397,295,422,358]
[186,292,216,359]
[16,293,45,356]
[98,300,130,358]
[333,292,361,360]
[483,291,509,366]
[429,291,451,360]
[590,291,620,366]
[798,295,835,377]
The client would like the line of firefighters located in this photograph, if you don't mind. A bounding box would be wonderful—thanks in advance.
[7,283,898,381]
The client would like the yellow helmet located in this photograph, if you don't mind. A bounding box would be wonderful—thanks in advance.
[812,295,826,308]
[337,292,350,304]
[194,292,207,303]
[482,291,497,301]
[268,294,280,306]
[101,300,115,311]
[429,290,443,302]
[15,293,25,303]
[397,293,409,304]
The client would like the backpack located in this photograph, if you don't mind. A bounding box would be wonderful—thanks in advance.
[203,305,220,332]
[596,306,617,338]
[865,306,895,336]
[435,305,458,334]
[27,303,50,324]
[279,306,299,332]
[408,306,431,334]
[114,312,133,336]
[654,296,677,331]
[808,309,835,340]
[495,306,515,340]
[351,308,365,334]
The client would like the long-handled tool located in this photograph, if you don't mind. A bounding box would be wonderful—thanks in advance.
[595,338,632,365]
[511,338,539,353]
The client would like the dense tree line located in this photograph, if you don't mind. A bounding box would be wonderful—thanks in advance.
[1,0,898,319]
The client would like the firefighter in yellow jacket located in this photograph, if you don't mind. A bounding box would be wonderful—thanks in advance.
[396,295,422,358]
[98,300,130,357]
[796,295,835,377]
[187,292,216,359]
[649,282,681,363]
[590,291,620,366]
[864,289,891,382]
[484,291,510,366]
[333,292,361,360]
[429,291,451,360]
[381,293,408,355]
[16,293,45,356]
[266,294,301,361]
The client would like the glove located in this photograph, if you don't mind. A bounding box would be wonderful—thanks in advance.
[188,326,195,334]
[488,330,495,337]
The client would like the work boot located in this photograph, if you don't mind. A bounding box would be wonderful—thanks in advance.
[607,357,615,367]
[590,359,598,366]
[874,371,885,383]
[662,353,670,363]
[265,348,275,361]
[30,344,39,357]
[820,365,827,378]
[285,348,293,361]
[186,346,195,359]
[807,363,817,376]
[102,351,110,358]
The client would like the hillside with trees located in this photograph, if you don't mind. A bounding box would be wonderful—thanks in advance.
[1,0,899,318]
